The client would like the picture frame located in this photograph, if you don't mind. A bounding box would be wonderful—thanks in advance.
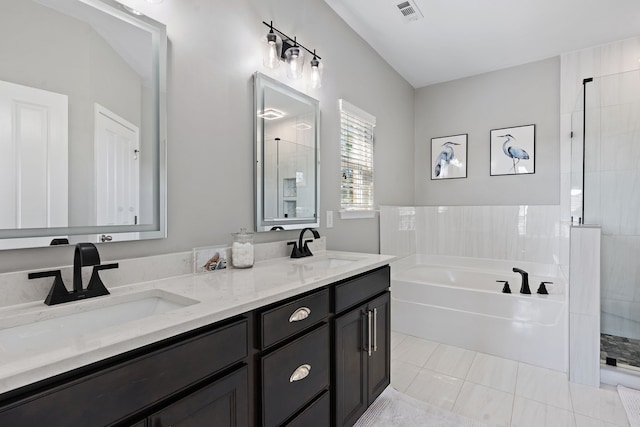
[490,124,535,176]
[430,133,468,180]
[193,245,229,273]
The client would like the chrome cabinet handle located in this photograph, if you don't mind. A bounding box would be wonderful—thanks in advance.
[289,364,311,382]
[373,308,378,352]
[289,307,311,323]
[367,310,373,357]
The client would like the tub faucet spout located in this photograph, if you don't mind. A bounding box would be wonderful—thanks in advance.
[512,267,530,294]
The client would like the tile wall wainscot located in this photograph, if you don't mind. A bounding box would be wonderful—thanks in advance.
[380,205,561,264]
[0,237,326,308]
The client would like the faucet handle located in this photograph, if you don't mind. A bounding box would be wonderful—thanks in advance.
[537,281,553,295]
[496,280,511,294]
[28,270,70,306]
[302,239,314,256]
[288,241,303,259]
[86,263,118,294]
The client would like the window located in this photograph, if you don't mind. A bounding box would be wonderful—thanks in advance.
[339,99,376,219]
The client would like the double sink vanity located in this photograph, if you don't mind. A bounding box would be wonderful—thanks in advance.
[0,250,393,426]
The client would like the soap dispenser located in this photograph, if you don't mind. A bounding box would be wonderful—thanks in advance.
[232,228,254,268]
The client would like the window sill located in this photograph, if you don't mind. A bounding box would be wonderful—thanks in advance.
[339,210,377,220]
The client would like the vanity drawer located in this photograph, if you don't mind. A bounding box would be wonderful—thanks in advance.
[0,318,248,426]
[260,288,329,349]
[285,390,330,427]
[261,324,330,427]
[334,266,390,314]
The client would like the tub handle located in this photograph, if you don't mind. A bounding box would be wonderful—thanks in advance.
[367,310,373,357]
[373,308,378,352]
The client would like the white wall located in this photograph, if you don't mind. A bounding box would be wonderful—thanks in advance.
[0,0,415,273]
[414,57,561,206]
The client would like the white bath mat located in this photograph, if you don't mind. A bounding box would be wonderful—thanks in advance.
[618,385,640,427]
[353,386,487,427]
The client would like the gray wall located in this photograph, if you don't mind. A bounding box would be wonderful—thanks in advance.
[0,0,415,273]
[414,57,561,206]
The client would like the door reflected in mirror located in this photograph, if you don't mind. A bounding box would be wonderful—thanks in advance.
[0,0,167,249]
[254,73,319,231]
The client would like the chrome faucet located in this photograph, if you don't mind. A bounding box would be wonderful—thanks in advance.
[288,228,320,258]
[28,243,118,305]
[512,267,530,294]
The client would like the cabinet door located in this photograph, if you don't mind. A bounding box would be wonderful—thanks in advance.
[367,292,390,404]
[148,366,248,427]
[334,305,368,427]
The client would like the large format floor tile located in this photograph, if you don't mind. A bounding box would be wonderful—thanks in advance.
[466,352,519,394]
[388,333,632,427]
[453,381,514,427]
[404,368,464,411]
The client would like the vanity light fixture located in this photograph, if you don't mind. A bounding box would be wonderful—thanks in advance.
[261,21,322,87]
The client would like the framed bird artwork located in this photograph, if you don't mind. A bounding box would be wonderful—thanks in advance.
[431,133,468,180]
[490,124,535,176]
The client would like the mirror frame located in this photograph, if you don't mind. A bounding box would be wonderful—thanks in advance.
[254,72,320,232]
[0,0,167,248]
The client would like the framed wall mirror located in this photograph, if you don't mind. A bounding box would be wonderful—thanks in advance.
[254,72,320,232]
[0,0,167,249]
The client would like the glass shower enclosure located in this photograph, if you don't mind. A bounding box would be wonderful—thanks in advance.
[572,69,640,369]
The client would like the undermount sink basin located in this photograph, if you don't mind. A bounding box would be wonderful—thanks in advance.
[0,290,198,355]
[294,255,362,270]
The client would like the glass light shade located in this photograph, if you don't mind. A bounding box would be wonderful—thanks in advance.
[263,32,281,69]
[310,57,322,88]
[284,46,304,80]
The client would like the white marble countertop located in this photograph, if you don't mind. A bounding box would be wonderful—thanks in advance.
[0,250,394,395]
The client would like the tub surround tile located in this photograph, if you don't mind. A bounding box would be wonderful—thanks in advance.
[425,344,477,379]
[511,396,576,427]
[404,368,464,411]
[452,381,514,427]
[391,335,439,368]
[466,353,518,394]
[570,382,630,426]
[515,363,572,411]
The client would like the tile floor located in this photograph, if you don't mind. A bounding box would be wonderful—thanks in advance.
[391,331,631,427]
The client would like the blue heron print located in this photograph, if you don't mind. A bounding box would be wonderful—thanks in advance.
[434,142,460,177]
[499,133,529,174]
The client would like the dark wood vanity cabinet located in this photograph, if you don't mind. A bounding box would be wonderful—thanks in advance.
[0,318,250,427]
[0,264,390,427]
[334,269,391,427]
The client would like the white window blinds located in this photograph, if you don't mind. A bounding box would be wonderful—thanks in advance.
[339,100,375,213]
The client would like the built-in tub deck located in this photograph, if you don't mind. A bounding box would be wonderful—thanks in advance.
[391,254,568,372]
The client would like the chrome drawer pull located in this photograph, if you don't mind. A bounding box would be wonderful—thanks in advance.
[373,308,378,352]
[289,307,311,322]
[289,364,311,382]
[367,310,373,357]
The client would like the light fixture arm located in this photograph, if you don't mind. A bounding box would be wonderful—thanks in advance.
[262,21,321,60]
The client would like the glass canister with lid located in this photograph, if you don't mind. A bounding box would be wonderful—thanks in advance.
[231,228,254,268]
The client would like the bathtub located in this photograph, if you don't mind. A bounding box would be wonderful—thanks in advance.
[391,255,568,372]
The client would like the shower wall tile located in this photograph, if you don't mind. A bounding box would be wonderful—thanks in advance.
[600,36,640,77]
[415,206,438,255]
[601,299,640,340]
[434,206,466,256]
[598,172,622,235]
[561,46,602,114]
[601,71,640,107]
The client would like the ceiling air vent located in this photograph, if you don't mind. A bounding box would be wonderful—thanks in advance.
[395,0,424,23]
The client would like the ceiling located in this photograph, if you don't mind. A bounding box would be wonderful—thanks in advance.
[323,0,640,88]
